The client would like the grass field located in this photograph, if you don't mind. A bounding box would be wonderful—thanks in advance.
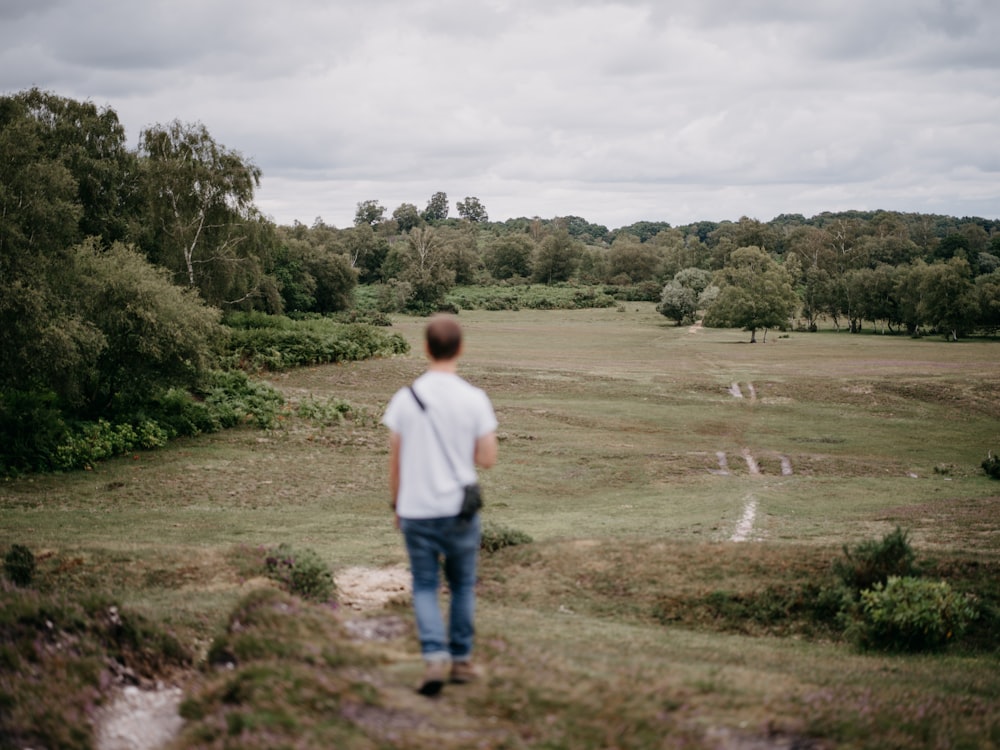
[2,304,999,749]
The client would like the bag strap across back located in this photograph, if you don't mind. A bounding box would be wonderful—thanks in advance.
[408,385,461,485]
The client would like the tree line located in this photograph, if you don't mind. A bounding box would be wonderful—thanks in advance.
[2,88,999,470]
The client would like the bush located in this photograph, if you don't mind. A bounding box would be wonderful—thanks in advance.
[481,522,533,553]
[0,390,68,475]
[693,582,850,635]
[4,544,36,587]
[264,544,336,603]
[53,419,168,470]
[198,370,285,430]
[295,396,355,426]
[848,576,977,652]
[833,526,916,596]
[223,317,409,371]
[982,451,1000,479]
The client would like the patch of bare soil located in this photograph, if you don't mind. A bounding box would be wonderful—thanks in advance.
[94,684,185,750]
[94,566,413,750]
[336,564,411,611]
[338,564,413,643]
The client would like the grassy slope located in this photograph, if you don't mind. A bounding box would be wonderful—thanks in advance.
[2,304,999,748]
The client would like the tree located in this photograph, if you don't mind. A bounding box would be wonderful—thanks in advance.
[616,220,672,243]
[657,267,712,325]
[396,227,455,313]
[0,92,101,404]
[422,191,449,222]
[138,120,266,307]
[532,231,580,284]
[917,258,978,340]
[657,281,698,325]
[354,199,386,228]
[72,240,223,413]
[307,252,357,313]
[975,270,1000,334]
[895,261,930,336]
[441,225,481,285]
[559,215,610,244]
[392,202,422,233]
[456,196,488,223]
[786,226,839,330]
[848,264,902,334]
[407,226,441,271]
[272,239,318,313]
[576,247,609,284]
[672,267,713,296]
[485,235,534,280]
[0,88,137,245]
[607,234,661,283]
[652,229,710,279]
[703,246,799,342]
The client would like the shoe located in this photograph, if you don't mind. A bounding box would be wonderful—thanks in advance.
[450,660,478,684]
[417,660,449,696]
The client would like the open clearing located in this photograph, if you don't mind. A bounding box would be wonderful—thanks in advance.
[3,304,999,749]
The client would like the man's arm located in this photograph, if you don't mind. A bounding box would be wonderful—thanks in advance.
[389,431,402,510]
[475,431,498,470]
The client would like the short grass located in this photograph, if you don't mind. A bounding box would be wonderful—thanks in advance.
[2,304,999,748]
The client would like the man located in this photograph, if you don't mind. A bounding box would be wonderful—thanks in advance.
[382,315,498,696]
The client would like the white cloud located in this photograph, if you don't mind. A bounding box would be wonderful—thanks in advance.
[3,0,999,228]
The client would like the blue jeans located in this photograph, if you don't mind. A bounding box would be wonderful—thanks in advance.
[400,514,481,662]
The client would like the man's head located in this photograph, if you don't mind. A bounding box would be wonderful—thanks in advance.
[425,314,463,361]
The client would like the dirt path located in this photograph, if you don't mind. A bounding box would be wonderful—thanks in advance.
[94,684,185,750]
[94,566,413,750]
[730,494,759,542]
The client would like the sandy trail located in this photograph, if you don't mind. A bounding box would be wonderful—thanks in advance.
[730,495,758,542]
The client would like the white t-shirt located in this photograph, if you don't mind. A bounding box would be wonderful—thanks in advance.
[382,370,498,519]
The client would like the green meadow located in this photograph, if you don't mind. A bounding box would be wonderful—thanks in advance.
[2,305,999,749]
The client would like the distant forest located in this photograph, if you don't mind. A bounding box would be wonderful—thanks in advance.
[2,88,999,472]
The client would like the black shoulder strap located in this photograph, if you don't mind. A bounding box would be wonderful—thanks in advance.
[408,385,425,411]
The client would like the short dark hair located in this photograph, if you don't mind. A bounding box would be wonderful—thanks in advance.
[425,315,462,360]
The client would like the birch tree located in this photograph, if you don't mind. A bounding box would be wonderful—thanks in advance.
[138,120,265,307]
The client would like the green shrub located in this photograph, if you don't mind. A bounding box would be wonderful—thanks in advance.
[834,526,916,596]
[147,386,222,436]
[2,373,286,475]
[696,582,850,633]
[481,522,533,553]
[441,284,622,312]
[848,576,977,652]
[223,318,408,371]
[0,390,68,475]
[264,544,335,603]
[196,370,285,430]
[4,544,36,587]
[295,396,355,425]
[982,451,1000,479]
[53,419,169,471]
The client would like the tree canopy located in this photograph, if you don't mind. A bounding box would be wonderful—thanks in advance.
[3,86,1000,422]
[703,246,799,342]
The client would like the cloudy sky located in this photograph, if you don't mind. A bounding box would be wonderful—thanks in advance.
[4,0,999,229]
